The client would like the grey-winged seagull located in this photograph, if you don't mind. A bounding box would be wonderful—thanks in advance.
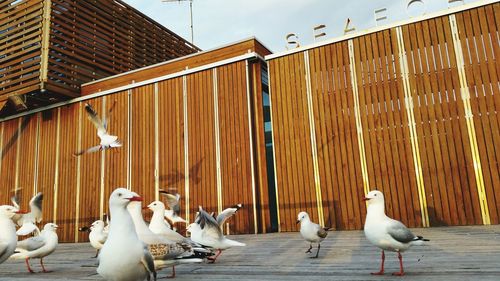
[127,200,208,278]
[74,103,122,156]
[363,190,429,276]
[97,188,156,281]
[187,206,245,263]
[11,192,43,236]
[11,223,59,273]
[297,211,328,258]
[0,205,22,264]
[159,191,187,225]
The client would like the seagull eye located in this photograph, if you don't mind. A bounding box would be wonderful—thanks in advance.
[118,193,122,197]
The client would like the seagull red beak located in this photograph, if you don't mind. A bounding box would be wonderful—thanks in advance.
[142,206,149,210]
[127,196,142,202]
[362,197,370,201]
[15,210,28,214]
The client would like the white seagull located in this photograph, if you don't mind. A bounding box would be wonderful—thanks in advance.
[147,201,186,243]
[0,205,21,265]
[127,200,205,278]
[297,211,328,258]
[363,190,429,276]
[159,191,186,225]
[187,206,245,263]
[89,220,108,258]
[74,103,122,156]
[11,192,43,236]
[11,223,59,273]
[97,188,156,281]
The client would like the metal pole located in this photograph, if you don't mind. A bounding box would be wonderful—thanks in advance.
[189,0,194,44]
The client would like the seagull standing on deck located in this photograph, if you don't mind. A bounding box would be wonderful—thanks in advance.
[97,188,156,281]
[297,211,328,258]
[74,103,122,156]
[363,190,429,276]
[89,220,108,258]
[0,205,22,265]
[11,223,59,273]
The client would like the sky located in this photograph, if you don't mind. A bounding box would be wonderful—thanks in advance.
[122,0,483,53]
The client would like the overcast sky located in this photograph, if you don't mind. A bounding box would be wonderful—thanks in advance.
[122,0,482,53]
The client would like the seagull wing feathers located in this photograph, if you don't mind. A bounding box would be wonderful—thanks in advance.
[386,219,416,244]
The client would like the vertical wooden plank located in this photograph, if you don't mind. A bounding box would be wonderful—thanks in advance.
[158,78,186,231]
[103,91,129,215]
[57,104,79,242]
[0,119,19,204]
[37,109,58,226]
[78,98,103,241]
[186,70,218,222]
[131,85,156,207]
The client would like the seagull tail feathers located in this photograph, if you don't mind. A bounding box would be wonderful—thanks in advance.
[226,239,246,247]
[410,235,429,246]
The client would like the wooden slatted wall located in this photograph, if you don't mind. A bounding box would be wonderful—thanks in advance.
[46,0,199,97]
[268,52,319,232]
[0,55,268,242]
[0,0,44,98]
[267,2,499,231]
[456,4,500,224]
[308,42,366,230]
[1,0,197,112]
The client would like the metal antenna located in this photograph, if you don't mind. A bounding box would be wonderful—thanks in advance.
[162,0,194,45]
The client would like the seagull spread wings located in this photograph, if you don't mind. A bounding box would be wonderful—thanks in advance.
[216,204,242,227]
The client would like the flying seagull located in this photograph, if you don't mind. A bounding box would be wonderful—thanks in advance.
[297,211,328,258]
[11,192,43,236]
[363,190,429,276]
[74,103,122,156]
[159,190,187,225]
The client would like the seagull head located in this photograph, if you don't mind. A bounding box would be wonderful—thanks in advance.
[44,223,59,232]
[0,205,23,219]
[363,190,384,204]
[296,211,310,224]
[109,188,142,208]
[147,201,165,213]
[186,222,201,234]
[91,220,105,230]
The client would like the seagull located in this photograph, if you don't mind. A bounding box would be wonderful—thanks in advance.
[213,204,243,230]
[147,201,186,243]
[11,192,43,236]
[74,103,122,156]
[97,188,156,281]
[187,206,245,263]
[363,190,429,276]
[0,205,22,264]
[89,220,108,258]
[297,211,328,258]
[159,191,186,224]
[10,223,59,273]
[127,200,206,278]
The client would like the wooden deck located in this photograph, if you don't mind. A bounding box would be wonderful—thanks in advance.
[0,225,499,280]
